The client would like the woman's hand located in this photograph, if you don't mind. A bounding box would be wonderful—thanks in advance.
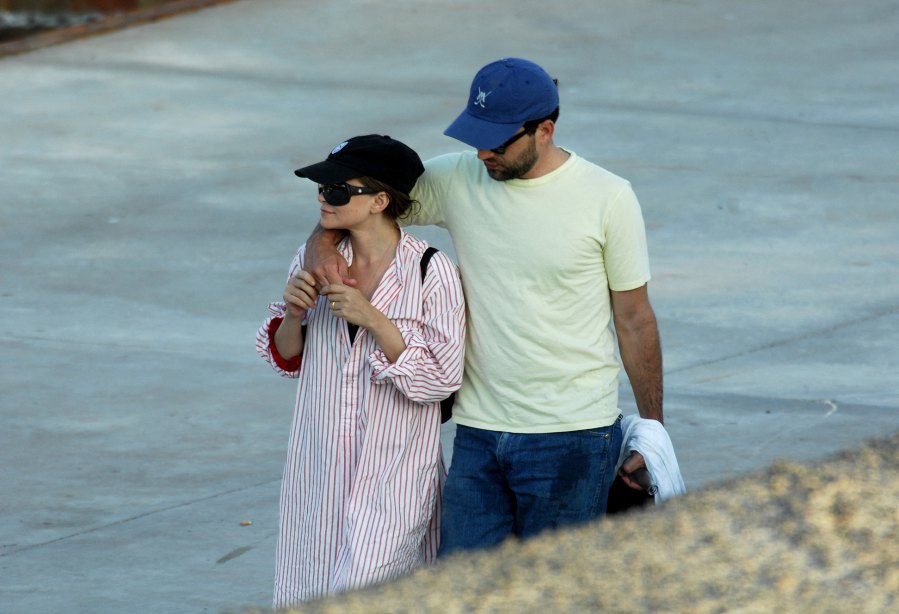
[283,270,317,318]
[321,283,377,327]
[323,283,406,362]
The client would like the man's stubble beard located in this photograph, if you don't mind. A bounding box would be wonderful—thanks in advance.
[486,139,539,182]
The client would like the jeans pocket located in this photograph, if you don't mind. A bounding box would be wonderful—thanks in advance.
[582,426,612,440]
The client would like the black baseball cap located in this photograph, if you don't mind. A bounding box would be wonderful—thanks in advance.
[294,134,425,195]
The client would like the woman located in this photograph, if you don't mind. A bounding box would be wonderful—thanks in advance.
[255,134,465,606]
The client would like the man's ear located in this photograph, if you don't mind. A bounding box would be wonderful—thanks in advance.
[370,191,390,215]
[536,119,556,144]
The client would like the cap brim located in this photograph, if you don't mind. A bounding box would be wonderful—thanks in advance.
[443,110,521,150]
[293,159,358,184]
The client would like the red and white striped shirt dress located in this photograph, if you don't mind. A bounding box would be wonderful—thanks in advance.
[256,231,465,607]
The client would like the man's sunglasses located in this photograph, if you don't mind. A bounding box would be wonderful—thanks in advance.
[490,119,544,155]
[318,183,380,206]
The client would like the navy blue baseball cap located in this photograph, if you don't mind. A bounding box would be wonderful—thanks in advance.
[444,58,559,150]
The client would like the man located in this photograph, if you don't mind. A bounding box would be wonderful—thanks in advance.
[305,58,662,555]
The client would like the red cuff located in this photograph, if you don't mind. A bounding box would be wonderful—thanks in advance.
[267,317,301,372]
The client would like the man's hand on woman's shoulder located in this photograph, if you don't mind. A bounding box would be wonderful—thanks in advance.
[304,227,353,295]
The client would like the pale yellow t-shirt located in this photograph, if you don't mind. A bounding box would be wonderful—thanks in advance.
[406,151,651,433]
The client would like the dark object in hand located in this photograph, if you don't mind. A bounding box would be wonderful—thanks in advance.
[606,469,654,515]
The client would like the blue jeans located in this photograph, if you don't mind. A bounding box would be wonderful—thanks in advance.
[439,416,623,556]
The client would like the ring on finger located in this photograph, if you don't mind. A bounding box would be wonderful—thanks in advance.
[331,301,337,309]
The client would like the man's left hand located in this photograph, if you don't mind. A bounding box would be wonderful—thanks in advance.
[618,451,652,491]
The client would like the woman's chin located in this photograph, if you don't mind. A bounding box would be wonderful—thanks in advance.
[319,214,339,228]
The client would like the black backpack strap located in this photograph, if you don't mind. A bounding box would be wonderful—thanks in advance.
[419,246,455,423]
[420,246,439,283]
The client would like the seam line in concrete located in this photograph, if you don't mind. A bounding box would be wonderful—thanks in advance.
[0,477,280,558]
[668,304,899,375]
[0,334,252,354]
[588,101,899,133]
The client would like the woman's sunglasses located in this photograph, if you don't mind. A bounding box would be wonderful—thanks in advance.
[318,183,380,206]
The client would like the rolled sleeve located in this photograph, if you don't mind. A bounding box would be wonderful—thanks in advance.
[367,251,465,404]
[368,327,427,382]
[255,302,304,378]
[256,245,308,378]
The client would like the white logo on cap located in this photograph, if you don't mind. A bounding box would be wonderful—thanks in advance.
[473,87,492,108]
[331,141,349,155]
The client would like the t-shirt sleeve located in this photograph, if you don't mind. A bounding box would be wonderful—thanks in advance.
[403,154,461,228]
[603,183,652,291]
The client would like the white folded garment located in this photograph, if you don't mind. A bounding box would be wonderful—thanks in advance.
[616,414,687,503]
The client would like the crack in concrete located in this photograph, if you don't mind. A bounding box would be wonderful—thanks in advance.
[0,477,280,558]
[667,305,899,375]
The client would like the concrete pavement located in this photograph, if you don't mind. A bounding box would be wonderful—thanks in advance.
[1,0,897,612]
